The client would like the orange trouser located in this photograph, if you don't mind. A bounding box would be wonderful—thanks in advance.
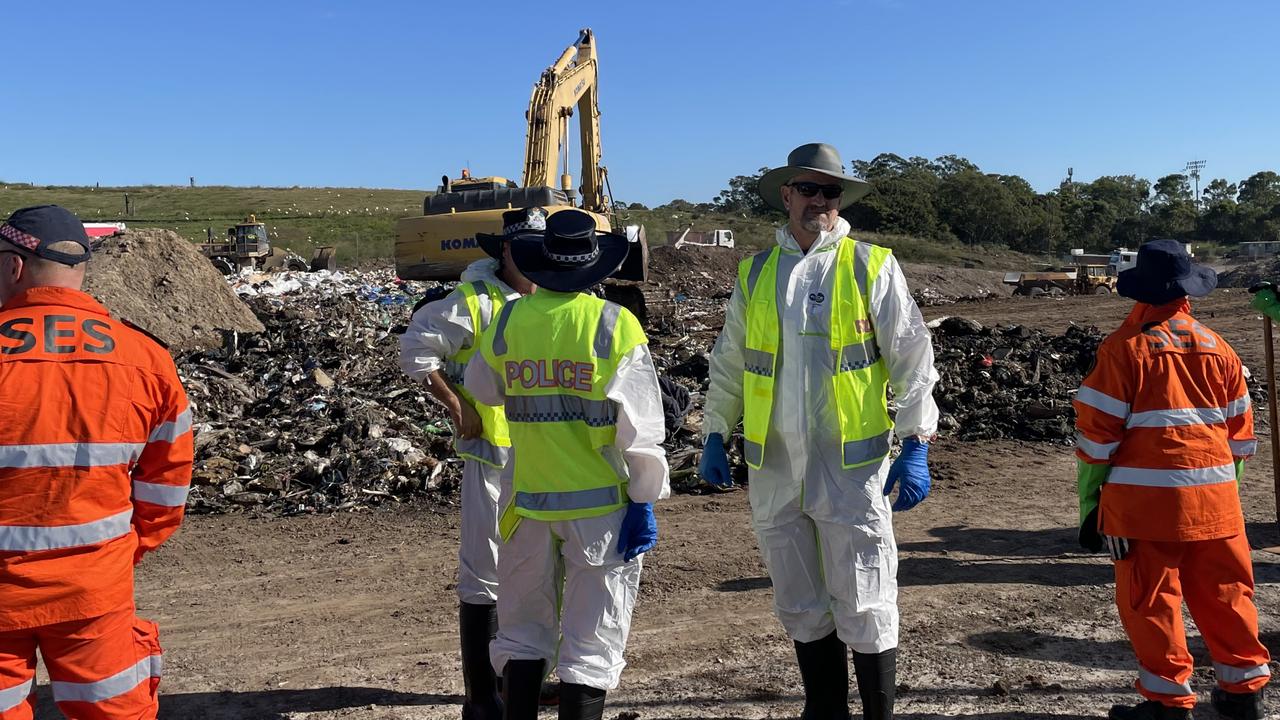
[1115,532,1270,709]
[0,606,162,720]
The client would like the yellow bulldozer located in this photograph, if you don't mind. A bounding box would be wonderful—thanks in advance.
[394,28,647,284]
[200,215,336,275]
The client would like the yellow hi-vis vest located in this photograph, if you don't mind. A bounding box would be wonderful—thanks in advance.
[479,291,647,539]
[443,280,511,467]
[739,237,894,470]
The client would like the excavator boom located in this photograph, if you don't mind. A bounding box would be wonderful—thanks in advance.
[394,28,645,282]
[521,28,607,214]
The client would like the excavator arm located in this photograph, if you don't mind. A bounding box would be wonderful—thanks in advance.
[521,28,608,214]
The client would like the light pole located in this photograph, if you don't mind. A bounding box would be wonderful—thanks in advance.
[1185,159,1207,209]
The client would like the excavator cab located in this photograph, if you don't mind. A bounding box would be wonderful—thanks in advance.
[437,171,519,195]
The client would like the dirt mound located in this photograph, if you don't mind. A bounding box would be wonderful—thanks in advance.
[902,263,1013,305]
[1218,258,1280,289]
[647,244,748,298]
[84,229,264,350]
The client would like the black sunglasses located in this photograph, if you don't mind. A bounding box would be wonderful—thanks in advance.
[785,181,844,200]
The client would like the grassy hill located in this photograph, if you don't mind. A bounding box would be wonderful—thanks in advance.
[0,182,1043,271]
[0,183,426,263]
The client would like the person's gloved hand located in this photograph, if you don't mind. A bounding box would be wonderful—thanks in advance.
[883,437,931,511]
[1104,535,1130,561]
[1078,507,1104,553]
[699,433,732,488]
[617,502,657,562]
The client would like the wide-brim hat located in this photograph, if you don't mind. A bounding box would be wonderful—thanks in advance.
[508,208,629,293]
[1117,238,1217,305]
[757,143,873,211]
[475,206,548,259]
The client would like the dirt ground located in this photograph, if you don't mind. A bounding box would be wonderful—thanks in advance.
[35,289,1280,720]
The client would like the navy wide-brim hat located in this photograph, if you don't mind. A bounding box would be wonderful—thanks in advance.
[1117,238,1217,305]
[475,206,548,260]
[508,208,629,293]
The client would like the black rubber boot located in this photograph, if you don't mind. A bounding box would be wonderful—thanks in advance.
[1212,687,1266,720]
[460,603,502,720]
[793,631,851,720]
[501,659,546,720]
[851,648,896,720]
[1107,700,1193,720]
[558,683,606,720]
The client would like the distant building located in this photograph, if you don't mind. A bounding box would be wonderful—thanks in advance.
[1241,241,1280,259]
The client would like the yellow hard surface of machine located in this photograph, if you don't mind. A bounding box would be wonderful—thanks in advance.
[394,28,647,282]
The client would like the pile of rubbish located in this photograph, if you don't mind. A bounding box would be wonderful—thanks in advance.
[178,268,712,514]
[929,317,1103,441]
[171,257,1116,514]
[178,269,445,515]
[1219,258,1280,289]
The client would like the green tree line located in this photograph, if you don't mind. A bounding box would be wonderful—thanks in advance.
[698,154,1280,254]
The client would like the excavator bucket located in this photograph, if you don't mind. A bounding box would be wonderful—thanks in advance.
[310,246,337,272]
[612,225,649,283]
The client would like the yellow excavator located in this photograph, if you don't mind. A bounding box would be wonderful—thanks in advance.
[394,28,647,283]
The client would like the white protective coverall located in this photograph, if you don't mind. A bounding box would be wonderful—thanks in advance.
[704,217,940,653]
[464,326,671,690]
[399,258,519,604]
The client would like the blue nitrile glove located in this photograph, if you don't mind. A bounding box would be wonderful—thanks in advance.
[883,438,931,511]
[617,502,657,562]
[699,433,732,487]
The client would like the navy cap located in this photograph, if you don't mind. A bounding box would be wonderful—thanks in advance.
[0,205,92,265]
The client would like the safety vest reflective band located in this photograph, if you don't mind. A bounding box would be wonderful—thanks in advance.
[0,442,143,468]
[132,480,190,507]
[1139,667,1193,697]
[51,653,163,704]
[0,678,32,713]
[481,292,646,537]
[1213,661,1271,684]
[149,408,193,443]
[505,394,618,427]
[0,508,133,552]
[447,280,511,467]
[1107,463,1236,488]
[738,237,894,470]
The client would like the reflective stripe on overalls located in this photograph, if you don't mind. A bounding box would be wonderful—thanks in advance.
[481,293,646,540]
[738,237,894,470]
[446,280,511,467]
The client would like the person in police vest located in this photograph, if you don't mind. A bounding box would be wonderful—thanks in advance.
[1075,240,1269,720]
[464,208,669,720]
[700,144,939,720]
[399,207,540,720]
[0,205,192,719]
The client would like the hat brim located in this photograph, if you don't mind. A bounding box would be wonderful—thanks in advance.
[509,232,631,293]
[1117,263,1218,305]
[757,166,873,212]
[475,230,543,260]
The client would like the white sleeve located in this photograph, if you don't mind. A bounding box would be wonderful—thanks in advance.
[605,344,671,504]
[398,292,476,383]
[703,280,748,439]
[463,351,505,407]
[869,255,940,439]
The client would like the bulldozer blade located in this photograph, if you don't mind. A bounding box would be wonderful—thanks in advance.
[311,246,337,272]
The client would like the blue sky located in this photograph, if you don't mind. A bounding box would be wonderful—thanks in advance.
[5,0,1279,206]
